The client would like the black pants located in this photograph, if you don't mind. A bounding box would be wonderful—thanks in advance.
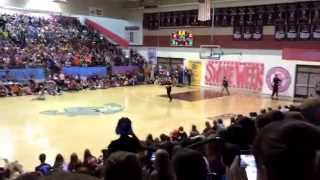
[221,86,230,95]
[272,86,279,98]
[167,87,172,101]
[187,76,191,86]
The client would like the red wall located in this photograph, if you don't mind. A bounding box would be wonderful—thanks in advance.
[144,35,320,50]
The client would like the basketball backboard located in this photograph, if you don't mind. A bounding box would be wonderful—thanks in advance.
[200,45,223,60]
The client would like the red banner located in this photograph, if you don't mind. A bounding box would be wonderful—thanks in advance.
[283,48,320,62]
[205,61,264,91]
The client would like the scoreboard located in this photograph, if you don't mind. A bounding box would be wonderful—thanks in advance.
[170,30,193,47]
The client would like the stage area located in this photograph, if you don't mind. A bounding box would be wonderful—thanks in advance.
[0,85,292,170]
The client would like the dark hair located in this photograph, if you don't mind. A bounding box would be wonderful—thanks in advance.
[154,149,174,180]
[300,98,320,125]
[254,120,320,180]
[53,154,64,169]
[173,148,208,180]
[115,117,132,136]
[104,151,142,180]
[222,143,240,166]
[68,153,81,172]
[39,154,46,163]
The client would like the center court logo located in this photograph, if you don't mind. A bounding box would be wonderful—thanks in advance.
[40,103,124,116]
[266,67,291,92]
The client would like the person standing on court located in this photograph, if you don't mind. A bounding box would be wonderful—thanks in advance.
[187,69,192,86]
[166,78,173,102]
[271,74,282,99]
[221,76,230,96]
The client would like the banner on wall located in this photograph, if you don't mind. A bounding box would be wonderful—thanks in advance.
[205,61,264,91]
[0,68,45,81]
[63,67,107,77]
[187,61,202,86]
[147,48,157,64]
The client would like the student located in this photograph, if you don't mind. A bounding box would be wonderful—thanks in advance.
[221,76,230,96]
[271,74,282,99]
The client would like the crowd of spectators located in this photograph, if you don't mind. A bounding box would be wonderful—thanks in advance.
[0,98,319,180]
[0,13,146,69]
[0,70,148,97]
[0,12,150,98]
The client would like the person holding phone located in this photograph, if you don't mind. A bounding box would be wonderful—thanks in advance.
[108,117,142,154]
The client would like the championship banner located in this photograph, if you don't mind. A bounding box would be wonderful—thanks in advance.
[187,61,202,86]
[205,61,264,91]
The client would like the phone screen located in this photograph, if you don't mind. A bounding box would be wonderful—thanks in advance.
[150,153,156,161]
[240,154,257,180]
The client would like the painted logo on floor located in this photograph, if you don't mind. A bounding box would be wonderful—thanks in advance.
[208,113,238,120]
[40,103,124,116]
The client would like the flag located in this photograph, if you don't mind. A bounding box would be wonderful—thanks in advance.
[198,0,211,21]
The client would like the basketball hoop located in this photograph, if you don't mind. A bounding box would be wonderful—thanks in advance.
[199,45,243,60]
[200,45,223,60]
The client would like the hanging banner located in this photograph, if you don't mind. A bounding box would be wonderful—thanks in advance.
[204,61,264,91]
[147,48,157,64]
[187,61,202,86]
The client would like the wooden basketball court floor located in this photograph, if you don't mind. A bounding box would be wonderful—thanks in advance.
[0,85,292,170]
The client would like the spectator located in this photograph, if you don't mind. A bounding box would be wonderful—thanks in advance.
[300,98,320,125]
[217,119,225,130]
[108,117,142,154]
[177,127,187,141]
[150,149,175,180]
[230,117,236,126]
[145,134,155,149]
[253,120,320,180]
[202,121,214,137]
[189,125,200,137]
[67,153,82,173]
[173,148,208,180]
[52,154,68,173]
[35,153,52,176]
[159,134,174,157]
[83,149,98,173]
[212,121,218,132]
[104,151,142,180]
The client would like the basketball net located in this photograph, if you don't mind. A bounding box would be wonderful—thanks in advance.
[198,0,211,21]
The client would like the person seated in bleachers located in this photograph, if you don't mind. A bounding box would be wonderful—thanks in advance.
[67,153,82,173]
[83,149,98,175]
[52,154,68,173]
[189,125,200,138]
[0,84,8,97]
[173,148,208,180]
[254,120,320,180]
[104,151,142,180]
[35,153,52,176]
[150,149,175,180]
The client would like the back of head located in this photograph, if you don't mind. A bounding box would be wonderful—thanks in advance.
[173,148,208,180]
[115,117,132,136]
[256,110,284,130]
[39,154,46,163]
[253,120,320,180]
[300,98,320,125]
[154,149,174,180]
[104,151,142,180]
[284,111,305,121]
